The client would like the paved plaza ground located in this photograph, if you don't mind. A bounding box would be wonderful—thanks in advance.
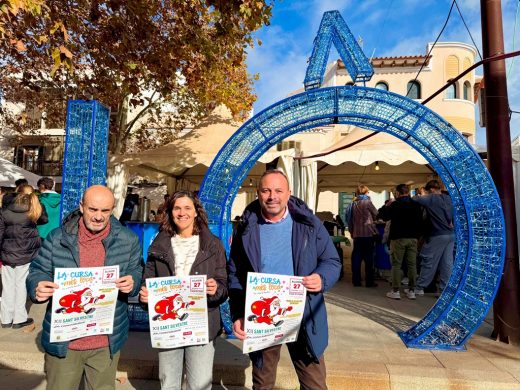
[1,244,520,389]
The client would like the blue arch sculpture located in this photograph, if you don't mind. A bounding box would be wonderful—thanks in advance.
[304,10,373,89]
[199,86,505,349]
[199,10,505,350]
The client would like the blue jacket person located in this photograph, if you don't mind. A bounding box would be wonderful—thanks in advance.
[228,170,341,389]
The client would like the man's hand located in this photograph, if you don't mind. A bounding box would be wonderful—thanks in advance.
[233,318,246,340]
[116,275,134,294]
[139,286,149,303]
[206,278,218,296]
[302,273,322,292]
[35,281,59,302]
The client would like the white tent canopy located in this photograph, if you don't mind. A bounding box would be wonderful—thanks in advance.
[108,115,437,216]
[111,105,292,186]
[108,106,294,216]
[0,158,41,187]
[304,126,428,167]
[297,126,434,193]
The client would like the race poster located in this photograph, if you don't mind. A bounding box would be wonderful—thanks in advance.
[243,272,307,354]
[147,275,208,349]
[50,266,120,343]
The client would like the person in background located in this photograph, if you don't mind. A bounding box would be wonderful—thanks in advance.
[379,184,424,300]
[0,184,47,329]
[229,169,341,389]
[156,193,170,222]
[139,190,227,390]
[2,178,29,209]
[413,180,455,296]
[37,177,61,239]
[335,214,346,236]
[119,192,139,224]
[349,185,379,288]
[15,178,28,188]
[27,185,143,390]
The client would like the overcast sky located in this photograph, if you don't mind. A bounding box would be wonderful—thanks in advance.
[246,0,520,145]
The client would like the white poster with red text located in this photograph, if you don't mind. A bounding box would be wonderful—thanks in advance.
[50,266,119,343]
[243,272,306,353]
[146,275,208,349]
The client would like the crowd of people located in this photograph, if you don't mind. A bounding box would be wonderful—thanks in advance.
[348,180,454,300]
[0,172,455,389]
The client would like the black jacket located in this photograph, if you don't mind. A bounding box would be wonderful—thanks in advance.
[0,201,48,266]
[379,196,423,240]
[142,227,228,341]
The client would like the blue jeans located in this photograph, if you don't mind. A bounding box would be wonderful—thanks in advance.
[417,234,455,291]
[351,237,376,286]
[158,341,215,390]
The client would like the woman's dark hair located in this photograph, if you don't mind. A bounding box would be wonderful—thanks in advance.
[160,190,209,236]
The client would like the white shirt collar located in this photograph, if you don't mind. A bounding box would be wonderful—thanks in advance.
[261,207,289,224]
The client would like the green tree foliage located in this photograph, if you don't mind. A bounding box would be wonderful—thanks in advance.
[0,0,273,153]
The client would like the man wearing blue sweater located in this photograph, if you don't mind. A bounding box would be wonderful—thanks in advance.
[228,170,341,389]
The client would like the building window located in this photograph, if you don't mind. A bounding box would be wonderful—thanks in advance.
[446,83,457,99]
[406,81,421,99]
[463,81,471,101]
[375,82,389,91]
[276,140,301,151]
[15,146,43,173]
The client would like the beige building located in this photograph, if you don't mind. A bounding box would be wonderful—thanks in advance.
[283,41,479,146]
[336,41,478,142]
[276,41,481,213]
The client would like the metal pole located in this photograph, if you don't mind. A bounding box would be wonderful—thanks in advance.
[481,0,520,344]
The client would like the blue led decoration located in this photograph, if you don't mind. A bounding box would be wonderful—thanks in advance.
[199,10,505,350]
[304,10,373,90]
[60,100,110,219]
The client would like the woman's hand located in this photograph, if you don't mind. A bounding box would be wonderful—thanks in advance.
[206,278,218,296]
[139,286,149,303]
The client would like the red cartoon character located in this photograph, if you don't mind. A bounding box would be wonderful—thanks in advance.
[55,288,105,315]
[152,294,195,321]
[247,296,293,327]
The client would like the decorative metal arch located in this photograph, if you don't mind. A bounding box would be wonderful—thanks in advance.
[199,86,506,349]
[304,10,373,89]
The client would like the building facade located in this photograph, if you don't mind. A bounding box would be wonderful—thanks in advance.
[278,42,481,213]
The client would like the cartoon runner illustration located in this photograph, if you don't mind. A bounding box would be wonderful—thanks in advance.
[247,296,293,327]
[55,288,105,315]
[152,294,195,321]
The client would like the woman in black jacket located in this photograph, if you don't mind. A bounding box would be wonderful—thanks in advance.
[0,184,47,329]
[139,190,227,390]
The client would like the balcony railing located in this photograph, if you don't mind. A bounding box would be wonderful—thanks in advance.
[18,161,63,176]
